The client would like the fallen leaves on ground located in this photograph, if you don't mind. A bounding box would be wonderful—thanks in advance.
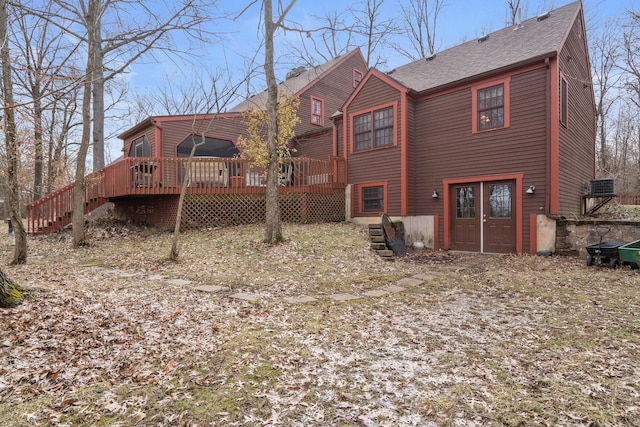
[1,222,639,426]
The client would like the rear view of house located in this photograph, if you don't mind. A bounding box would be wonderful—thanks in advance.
[340,1,595,254]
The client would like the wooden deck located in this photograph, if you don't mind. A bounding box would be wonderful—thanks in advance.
[28,156,347,234]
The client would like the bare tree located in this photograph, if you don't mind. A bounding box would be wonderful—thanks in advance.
[132,69,244,117]
[506,0,527,25]
[1,0,27,264]
[18,0,213,172]
[169,70,247,259]
[349,0,398,67]
[396,0,446,60]
[285,0,395,69]
[70,0,97,247]
[286,10,355,67]
[12,3,79,200]
[45,81,81,193]
[262,0,297,244]
[590,19,623,174]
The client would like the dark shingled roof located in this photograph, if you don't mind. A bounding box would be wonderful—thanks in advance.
[230,50,361,112]
[386,1,581,93]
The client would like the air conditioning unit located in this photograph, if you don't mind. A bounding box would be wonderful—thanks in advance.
[589,178,615,197]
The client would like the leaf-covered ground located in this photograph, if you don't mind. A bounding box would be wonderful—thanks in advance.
[1,222,639,426]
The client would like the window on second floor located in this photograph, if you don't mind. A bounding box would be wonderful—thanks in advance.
[477,84,504,131]
[353,106,395,152]
[560,77,568,127]
[311,96,324,126]
[353,69,364,87]
[129,136,150,157]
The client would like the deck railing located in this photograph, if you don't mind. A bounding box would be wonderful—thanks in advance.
[28,156,346,234]
[100,156,345,197]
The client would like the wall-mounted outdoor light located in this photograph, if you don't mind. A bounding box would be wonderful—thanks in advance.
[526,184,536,194]
[432,190,439,198]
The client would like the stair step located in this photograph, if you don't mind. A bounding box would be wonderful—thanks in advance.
[369,228,383,237]
[377,249,394,257]
[370,235,385,243]
[371,243,387,250]
[368,223,382,230]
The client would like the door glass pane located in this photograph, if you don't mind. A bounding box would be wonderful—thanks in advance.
[489,184,511,218]
[456,186,475,218]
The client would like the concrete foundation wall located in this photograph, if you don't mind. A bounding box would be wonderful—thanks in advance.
[536,214,557,253]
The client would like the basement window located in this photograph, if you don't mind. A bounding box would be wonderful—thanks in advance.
[359,182,387,214]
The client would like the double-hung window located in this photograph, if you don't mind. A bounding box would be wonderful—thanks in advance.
[362,186,384,212]
[311,96,323,125]
[477,84,504,130]
[353,106,394,152]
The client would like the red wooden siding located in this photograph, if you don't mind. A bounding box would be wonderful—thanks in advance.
[156,115,247,157]
[411,66,550,251]
[296,51,367,138]
[346,75,403,216]
[123,124,157,158]
[557,11,596,215]
[294,129,334,159]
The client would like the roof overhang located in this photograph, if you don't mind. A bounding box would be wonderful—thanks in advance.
[411,51,558,99]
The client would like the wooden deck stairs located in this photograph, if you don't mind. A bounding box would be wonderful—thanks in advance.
[28,182,109,235]
[368,223,394,259]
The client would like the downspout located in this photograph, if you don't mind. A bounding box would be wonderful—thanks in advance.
[545,57,551,214]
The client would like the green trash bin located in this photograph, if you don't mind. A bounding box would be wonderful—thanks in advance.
[618,239,640,270]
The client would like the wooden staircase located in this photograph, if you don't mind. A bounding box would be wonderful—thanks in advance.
[28,180,108,235]
[368,223,394,259]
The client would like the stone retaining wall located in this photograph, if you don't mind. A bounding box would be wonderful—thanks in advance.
[556,219,640,257]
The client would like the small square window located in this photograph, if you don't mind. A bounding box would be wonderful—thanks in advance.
[362,186,384,212]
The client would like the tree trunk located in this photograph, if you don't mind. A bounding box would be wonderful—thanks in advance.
[170,137,204,260]
[263,0,283,244]
[33,86,44,200]
[0,267,23,308]
[92,16,105,171]
[1,0,27,264]
[72,0,97,247]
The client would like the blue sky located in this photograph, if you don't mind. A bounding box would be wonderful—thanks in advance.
[113,0,634,160]
[127,0,634,99]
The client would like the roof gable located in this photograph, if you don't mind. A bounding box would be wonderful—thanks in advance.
[229,49,366,112]
[386,1,581,93]
[342,68,408,112]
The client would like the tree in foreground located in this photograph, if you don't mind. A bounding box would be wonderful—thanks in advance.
[0,268,23,308]
[1,0,27,264]
[257,0,298,245]
[237,91,300,243]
